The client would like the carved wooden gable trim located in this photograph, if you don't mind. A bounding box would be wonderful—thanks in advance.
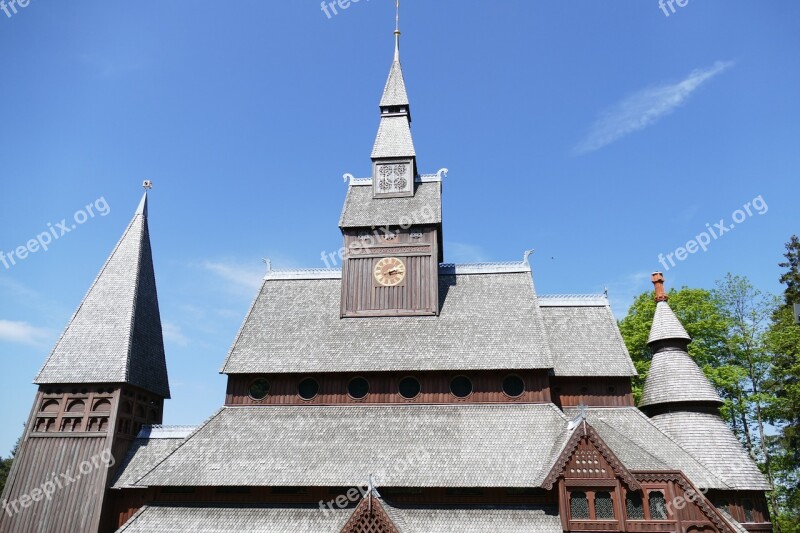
[542,420,641,491]
[633,471,734,533]
[340,493,400,533]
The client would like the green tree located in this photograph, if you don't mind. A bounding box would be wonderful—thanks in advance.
[713,273,781,518]
[0,438,20,497]
[765,236,800,531]
[618,286,729,405]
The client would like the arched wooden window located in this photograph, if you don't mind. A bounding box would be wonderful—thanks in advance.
[649,491,668,519]
[595,491,615,519]
[626,492,645,519]
[570,491,590,519]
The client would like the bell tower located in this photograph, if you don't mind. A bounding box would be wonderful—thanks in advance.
[338,5,443,317]
[0,191,170,533]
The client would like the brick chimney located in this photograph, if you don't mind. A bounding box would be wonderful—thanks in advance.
[652,272,669,302]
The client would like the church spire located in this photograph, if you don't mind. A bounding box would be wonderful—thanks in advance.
[371,1,415,197]
[34,190,170,398]
[640,273,721,413]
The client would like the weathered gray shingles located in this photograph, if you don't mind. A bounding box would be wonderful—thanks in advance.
[383,503,562,533]
[134,404,569,488]
[380,60,409,107]
[112,438,186,489]
[640,348,721,407]
[565,407,729,489]
[372,114,415,159]
[34,196,170,398]
[339,180,441,228]
[648,300,691,343]
[540,306,636,376]
[221,271,553,374]
[651,411,770,490]
[116,504,351,533]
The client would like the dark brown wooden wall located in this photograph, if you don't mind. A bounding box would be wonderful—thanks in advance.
[551,377,634,408]
[341,226,438,317]
[226,370,551,406]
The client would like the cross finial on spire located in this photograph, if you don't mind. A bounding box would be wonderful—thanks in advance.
[394,0,401,61]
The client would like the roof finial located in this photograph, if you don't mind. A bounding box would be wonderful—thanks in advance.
[137,181,152,216]
[394,0,401,61]
[652,272,669,302]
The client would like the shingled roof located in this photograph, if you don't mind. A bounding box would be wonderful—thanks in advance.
[539,297,636,377]
[34,193,170,398]
[380,59,409,107]
[640,348,722,408]
[383,503,562,533]
[651,411,771,490]
[116,504,352,532]
[112,426,195,489]
[128,404,570,488]
[648,300,691,344]
[339,178,441,229]
[564,407,729,489]
[221,265,554,374]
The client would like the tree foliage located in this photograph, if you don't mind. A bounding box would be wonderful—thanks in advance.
[765,235,800,530]
[0,438,19,498]
[618,258,798,529]
[618,286,729,404]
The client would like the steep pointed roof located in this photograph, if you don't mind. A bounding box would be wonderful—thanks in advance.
[641,273,720,408]
[640,348,722,407]
[647,300,691,344]
[35,193,170,398]
[380,59,409,107]
[372,27,415,161]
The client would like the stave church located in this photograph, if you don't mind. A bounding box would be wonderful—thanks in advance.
[0,11,773,533]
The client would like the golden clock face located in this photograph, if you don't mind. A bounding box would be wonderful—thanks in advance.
[374,257,406,287]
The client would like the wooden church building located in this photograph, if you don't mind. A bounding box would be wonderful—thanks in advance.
[1,16,773,533]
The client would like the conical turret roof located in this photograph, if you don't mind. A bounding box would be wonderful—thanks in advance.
[35,193,170,398]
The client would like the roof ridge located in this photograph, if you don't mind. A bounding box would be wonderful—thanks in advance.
[220,278,267,373]
[132,407,226,487]
[34,211,143,384]
[596,408,730,489]
[124,215,146,385]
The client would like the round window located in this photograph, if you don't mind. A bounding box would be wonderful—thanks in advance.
[347,377,370,400]
[449,376,473,398]
[398,376,421,399]
[248,378,270,400]
[502,374,525,398]
[298,378,319,400]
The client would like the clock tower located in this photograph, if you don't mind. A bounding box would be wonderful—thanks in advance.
[338,23,443,317]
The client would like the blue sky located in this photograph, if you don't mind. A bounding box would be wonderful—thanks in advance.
[0,1,798,454]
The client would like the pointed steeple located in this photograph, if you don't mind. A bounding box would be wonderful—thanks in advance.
[640,273,720,411]
[35,192,170,398]
[371,0,416,176]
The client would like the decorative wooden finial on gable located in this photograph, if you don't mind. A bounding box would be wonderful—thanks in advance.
[652,272,669,302]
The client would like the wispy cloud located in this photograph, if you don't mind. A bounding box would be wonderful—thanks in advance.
[0,320,51,346]
[162,322,189,347]
[573,61,734,155]
[202,260,264,291]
